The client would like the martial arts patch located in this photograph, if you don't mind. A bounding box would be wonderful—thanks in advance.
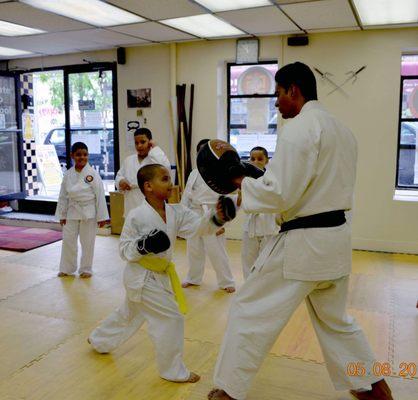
[85,175,94,183]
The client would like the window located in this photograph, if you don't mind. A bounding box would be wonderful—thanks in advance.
[227,61,278,158]
[396,55,418,189]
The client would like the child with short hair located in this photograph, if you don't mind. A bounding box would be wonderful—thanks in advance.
[116,127,171,217]
[89,163,234,382]
[56,141,109,278]
[241,146,279,279]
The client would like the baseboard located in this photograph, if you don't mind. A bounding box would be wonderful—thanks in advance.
[351,237,418,255]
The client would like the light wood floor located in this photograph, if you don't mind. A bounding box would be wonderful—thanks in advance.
[0,237,417,400]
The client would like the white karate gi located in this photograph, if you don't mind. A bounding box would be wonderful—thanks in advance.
[213,101,379,399]
[89,200,219,381]
[181,169,235,289]
[56,164,109,275]
[241,213,279,279]
[115,147,170,216]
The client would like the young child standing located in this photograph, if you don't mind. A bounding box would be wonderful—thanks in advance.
[88,163,234,382]
[56,142,109,278]
[241,146,279,279]
[181,139,236,293]
[116,127,170,217]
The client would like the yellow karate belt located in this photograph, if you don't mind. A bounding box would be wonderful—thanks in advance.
[138,255,188,314]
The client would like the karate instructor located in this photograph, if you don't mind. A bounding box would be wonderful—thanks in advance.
[207,62,393,400]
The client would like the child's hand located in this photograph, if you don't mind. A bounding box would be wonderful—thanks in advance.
[60,219,66,226]
[119,179,132,191]
[237,190,242,207]
[149,140,156,149]
[215,227,225,236]
[97,220,108,228]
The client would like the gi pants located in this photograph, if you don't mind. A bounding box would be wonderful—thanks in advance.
[89,272,190,382]
[213,235,379,400]
[59,218,97,275]
[185,233,235,289]
[241,232,273,280]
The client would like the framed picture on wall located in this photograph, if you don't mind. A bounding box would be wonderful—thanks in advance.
[127,88,151,108]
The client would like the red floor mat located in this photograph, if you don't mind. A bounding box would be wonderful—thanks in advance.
[0,225,62,252]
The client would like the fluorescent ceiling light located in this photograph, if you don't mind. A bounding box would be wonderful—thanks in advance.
[194,0,272,12]
[0,20,45,36]
[161,14,244,38]
[353,0,418,25]
[0,46,33,57]
[20,0,145,27]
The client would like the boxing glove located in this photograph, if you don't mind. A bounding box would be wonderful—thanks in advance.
[212,195,237,226]
[137,229,171,255]
[197,140,264,194]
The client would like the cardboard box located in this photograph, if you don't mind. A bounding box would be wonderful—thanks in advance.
[109,186,181,235]
[109,191,124,235]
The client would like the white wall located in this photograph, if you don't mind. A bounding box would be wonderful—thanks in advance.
[10,28,418,253]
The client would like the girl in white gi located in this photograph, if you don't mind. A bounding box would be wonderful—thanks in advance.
[56,142,109,278]
[89,163,234,383]
[207,63,393,400]
[241,146,279,280]
[181,139,236,293]
[115,127,170,216]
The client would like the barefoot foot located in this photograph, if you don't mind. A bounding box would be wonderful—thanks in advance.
[79,272,92,278]
[223,286,236,293]
[187,372,200,383]
[57,272,69,277]
[208,388,236,400]
[350,379,393,400]
[182,282,199,288]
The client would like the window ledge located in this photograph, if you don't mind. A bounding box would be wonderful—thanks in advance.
[393,189,418,202]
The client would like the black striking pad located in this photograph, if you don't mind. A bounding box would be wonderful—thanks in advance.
[137,229,170,255]
[197,140,264,194]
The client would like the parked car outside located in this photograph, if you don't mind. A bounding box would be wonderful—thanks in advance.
[43,126,114,179]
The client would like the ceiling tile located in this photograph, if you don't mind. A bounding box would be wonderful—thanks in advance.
[281,0,358,30]
[63,29,150,46]
[106,0,206,20]
[110,22,195,42]
[274,0,316,3]
[217,6,301,34]
[0,2,94,32]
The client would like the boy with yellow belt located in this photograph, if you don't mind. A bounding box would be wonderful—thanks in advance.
[89,163,235,383]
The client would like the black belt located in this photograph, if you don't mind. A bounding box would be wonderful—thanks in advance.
[280,210,346,233]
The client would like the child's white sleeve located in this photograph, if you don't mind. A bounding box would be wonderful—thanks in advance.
[55,174,68,220]
[119,212,145,262]
[148,146,171,171]
[94,174,109,222]
[115,159,127,190]
[177,204,219,239]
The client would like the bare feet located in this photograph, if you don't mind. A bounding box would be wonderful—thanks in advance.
[208,388,236,399]
[182,282,199,288]
[223,286,236,293]
[79,272,92,278]
[187,372,200,383]
[57,272,69,277]
[350,379,393,400]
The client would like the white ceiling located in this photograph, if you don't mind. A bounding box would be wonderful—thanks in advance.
[0,0,416,59]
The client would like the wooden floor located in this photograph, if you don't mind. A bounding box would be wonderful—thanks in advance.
[0,236,417,400]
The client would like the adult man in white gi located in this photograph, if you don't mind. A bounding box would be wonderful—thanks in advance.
[116,127,170,216]
[181,139,236,292]
[207,62,393,400]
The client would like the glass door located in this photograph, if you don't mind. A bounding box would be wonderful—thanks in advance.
[67,68,116,194]
[0,72,24,201]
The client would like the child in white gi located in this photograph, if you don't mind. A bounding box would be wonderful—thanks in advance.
[89,163,233,382]
[241,146,279,279]
[181,139,236,293]
[116,127,170,217]
[56,142,109,278]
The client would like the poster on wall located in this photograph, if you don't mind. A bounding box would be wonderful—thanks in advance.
[36,144,63,195]
[127,88,151,108]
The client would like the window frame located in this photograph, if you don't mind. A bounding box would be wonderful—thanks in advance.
[226,60,278,158]
[396,72,418,190]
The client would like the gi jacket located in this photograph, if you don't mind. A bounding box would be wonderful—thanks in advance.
[115,147,171,216]
[119,201,219,301]
[241,101,357,281]
[55,164,109,222]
